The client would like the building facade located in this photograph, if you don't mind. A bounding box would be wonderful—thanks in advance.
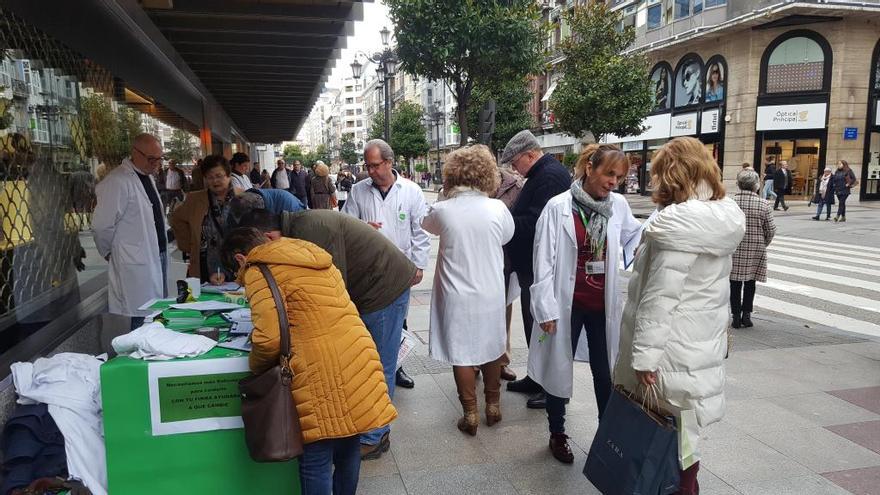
[600,0,880,200]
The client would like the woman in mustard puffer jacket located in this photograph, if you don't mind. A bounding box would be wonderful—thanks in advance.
[223,228,396,495]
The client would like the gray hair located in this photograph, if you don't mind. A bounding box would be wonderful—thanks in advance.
[364,139,395,163]
[229,191,266,224]
[737,169,760,193]
[500,130,542,165]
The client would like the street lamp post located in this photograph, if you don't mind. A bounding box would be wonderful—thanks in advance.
[350,26,397,144]
[423,100,445,185]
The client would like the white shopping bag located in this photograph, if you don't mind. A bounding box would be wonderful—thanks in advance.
[397,329,418,366]
[678,409,701,470]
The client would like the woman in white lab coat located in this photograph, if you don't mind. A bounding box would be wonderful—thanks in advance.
[92,156,167,320]
[528,144,643,464]
[422,145,514,436]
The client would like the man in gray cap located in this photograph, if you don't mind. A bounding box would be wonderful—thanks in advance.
[501,129,571,409]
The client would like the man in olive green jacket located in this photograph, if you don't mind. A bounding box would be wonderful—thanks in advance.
[237,209,416,460]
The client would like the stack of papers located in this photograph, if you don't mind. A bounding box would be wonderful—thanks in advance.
[222,309,253,335]
[201,281,242,294]
[160,309,230,331]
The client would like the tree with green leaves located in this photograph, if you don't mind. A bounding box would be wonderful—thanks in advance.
[338,135,359,165]
[282,143,304,163]
[78,94,143,168]
[390,101,430,167]
[166,129,197,163]
[466,78,534,153]
[387,0,544,147]
[368,112,385,141]
[550,2,653,141]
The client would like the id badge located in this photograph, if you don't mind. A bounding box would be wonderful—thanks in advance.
[585,261,606,275]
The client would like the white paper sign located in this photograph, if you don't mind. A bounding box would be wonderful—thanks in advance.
[876,101,880,126]
[701,109,720,134]
[602,113,672,143]
[148,357,250,436]
[756,103,827,131]
[670,113,699,137]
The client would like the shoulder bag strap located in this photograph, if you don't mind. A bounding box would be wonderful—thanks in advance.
[256,264,292,373]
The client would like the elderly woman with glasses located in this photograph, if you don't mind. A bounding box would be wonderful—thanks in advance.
[171,154,242,285]
[730,168,776,328]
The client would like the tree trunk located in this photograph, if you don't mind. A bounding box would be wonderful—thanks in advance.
[455,80,474,148]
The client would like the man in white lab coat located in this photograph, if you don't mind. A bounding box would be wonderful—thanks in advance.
[342,138,430,459]
[93,134,168,330]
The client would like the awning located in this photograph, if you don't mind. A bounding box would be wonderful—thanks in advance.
[541,81,558,102]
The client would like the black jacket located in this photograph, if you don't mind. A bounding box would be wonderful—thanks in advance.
[773,168,791,193]
[289,169,311,203]
[507,154,571,277]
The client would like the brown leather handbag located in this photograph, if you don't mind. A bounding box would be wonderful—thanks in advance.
[238,263,304,462]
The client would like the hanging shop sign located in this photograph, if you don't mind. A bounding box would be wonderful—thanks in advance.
[755,103,827,131]
[148,357,250,436]
[670,113,699,137]
[602,113,672,144]
[701,109,720,134]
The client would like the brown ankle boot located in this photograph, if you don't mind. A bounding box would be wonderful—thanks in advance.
[457,406,479,436]
[549,433,574,464]
[486,403,502,427]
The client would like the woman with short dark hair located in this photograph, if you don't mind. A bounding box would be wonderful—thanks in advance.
[170,155,239,284]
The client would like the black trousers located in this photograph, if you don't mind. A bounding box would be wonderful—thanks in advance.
[730,280,756,314]
[773,192,787,209]
[516,270,535,347]
[546,307,611,433]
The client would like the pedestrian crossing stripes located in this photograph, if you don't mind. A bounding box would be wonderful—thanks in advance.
[759,234,880,338]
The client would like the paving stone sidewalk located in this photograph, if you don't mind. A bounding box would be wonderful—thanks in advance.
[358,236,880,495]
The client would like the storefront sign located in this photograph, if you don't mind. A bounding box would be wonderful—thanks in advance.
[602,113,671,144]
[843,127,858,140]
[148,357,250,436]
[701,109,720,134]
[756,103,827,131]
[670,113,699,137]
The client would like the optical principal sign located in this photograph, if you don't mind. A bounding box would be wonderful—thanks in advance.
[756,103,827,131]
[670,113,699,137]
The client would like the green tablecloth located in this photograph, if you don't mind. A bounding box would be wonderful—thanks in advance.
[101,348,300,494]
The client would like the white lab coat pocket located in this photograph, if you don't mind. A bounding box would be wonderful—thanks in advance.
[116,242,146,265]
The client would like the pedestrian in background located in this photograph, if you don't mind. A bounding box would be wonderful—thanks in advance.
[290,160,311,208]
[833,159,857,222]
[731,169,776,329]
[309,161,336,210]
[773,160,791,211]
[229,152,254,191]
[92,134,168,330]
[494,165,524,383]
[500,129,571,411]
[336,169,353,210]
[761,159,777,201]
[422,145,514,436]
[271,159,290,190]
[222,229,396,495]
[812,167,835,221]
[615,137,745,495]
[260,169,270,188]
[249,161,262,187]
[528,144,642,464]
[164,160,187,210]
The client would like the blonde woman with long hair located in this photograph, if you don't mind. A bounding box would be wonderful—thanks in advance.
[614,136,745,494]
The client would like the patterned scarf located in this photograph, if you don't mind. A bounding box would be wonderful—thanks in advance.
[570,180,613,259]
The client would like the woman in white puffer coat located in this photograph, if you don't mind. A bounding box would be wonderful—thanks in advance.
[614,137,745,495]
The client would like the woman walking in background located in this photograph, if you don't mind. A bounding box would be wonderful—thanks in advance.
[833,160,857,222]
[731,169,776,328]
[422,145,514,436]
[615,137,745,494]
[812,167,835,221]
[309,161,337,210]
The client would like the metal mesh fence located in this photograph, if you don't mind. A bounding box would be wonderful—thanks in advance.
[0,8,138,328]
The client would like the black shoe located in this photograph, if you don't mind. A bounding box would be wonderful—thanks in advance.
[741,312,754,328]
[731,313,741,329]
[526,392,547,409]
[360,432,390,460]
[784,206,789,211]
[507,375,542,394]
[812,216,819,221]
[395,367,414,389]
[773,208,780,211]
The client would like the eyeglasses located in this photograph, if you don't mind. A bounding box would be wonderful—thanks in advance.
[134,147,166,164]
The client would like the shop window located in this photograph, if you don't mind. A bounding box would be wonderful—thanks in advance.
[649,62,672,112]
[765,35,827,93]
[704,0,726,8]
[674,55,704,107]
[704,56,727,104]
[694,0,704,14]
[647,4,663,29]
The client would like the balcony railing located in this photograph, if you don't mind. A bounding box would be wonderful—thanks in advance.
[11,79,28,98]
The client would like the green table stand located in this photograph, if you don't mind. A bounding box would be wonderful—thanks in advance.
[101,348,300,494]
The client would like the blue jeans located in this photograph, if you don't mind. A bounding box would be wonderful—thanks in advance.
[761,180,777,200]
[359,289,410,445]
[299,435,361,495]
[546,307,610,433]
[816,200,831,218]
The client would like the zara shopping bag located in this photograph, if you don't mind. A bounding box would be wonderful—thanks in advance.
[238,264,304,462]
[584,385,679,495]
